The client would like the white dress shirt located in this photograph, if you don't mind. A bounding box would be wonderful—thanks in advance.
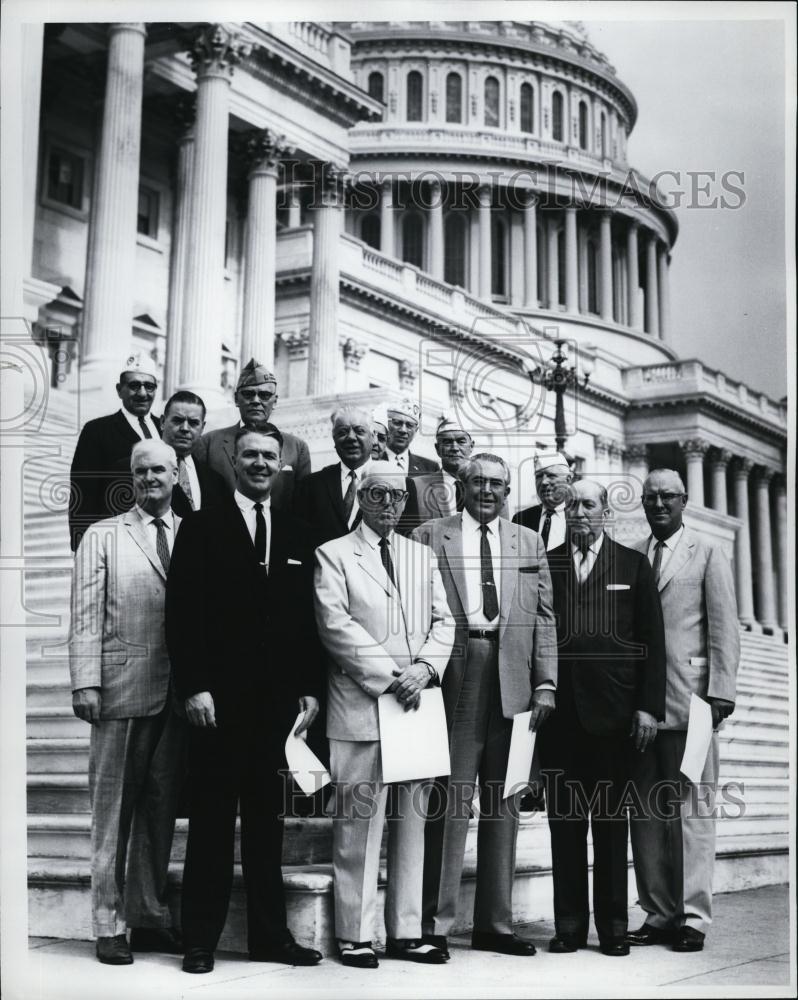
[387,447,408,472]
[340,461,370,528]
[647,524,684,574]
[234,491,272,571]
[178,454,202,509]
[539,503,567,550]
[461,508,501,626]
[135,504,175,556]
[120,407,160,440]
[571,531,605,582]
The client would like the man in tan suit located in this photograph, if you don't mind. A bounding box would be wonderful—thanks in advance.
[411,453,558,959]
[628,468,739,953]
[314,462,455,969]
[69,440,186,965]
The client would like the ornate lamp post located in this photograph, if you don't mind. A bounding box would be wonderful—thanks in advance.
[526,340,592,451]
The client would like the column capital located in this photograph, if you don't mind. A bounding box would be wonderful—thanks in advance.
[279,328,309,359]
[189,23,251,81]
[593,435,611,455]
[342,337,368,371]
[625,443,648,462]
[522,189,539,208]
[732,456,755,480]
[172,93,197,135]
[772,472,787,495]
[399,358,419,389]
[314,163,349,206]
[709,447,733,468]
[476,184,492,206]
[680,438,710,458]
[110,22,147,38]
[609,441,625,459]
[241,129,295,177]
[753,464,776,485]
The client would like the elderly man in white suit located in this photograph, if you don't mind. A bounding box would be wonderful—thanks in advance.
[70,439,186,966]
[314,461,455,969]
[627,468,739,954]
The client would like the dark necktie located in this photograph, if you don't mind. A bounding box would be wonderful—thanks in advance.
[137,416,152,439]
[342,469,357,525]
[652,539,664,585]
[455,481,465,513]
[178,457,195,510]
[479,523,499,621]
[541,508,552,548]
[254,501,267,573]
[151,517,170,574]
[379,536,397,588]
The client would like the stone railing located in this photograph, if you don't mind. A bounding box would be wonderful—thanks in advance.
[264,21,351,77]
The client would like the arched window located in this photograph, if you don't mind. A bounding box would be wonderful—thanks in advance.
[520,82,534,133]
[361,214,381,250]
[446,72,463,123]
[402,212,424,268]
[587,240,598,313]
[406,71,423,121]
[368,71,384,103]
[491,216,506,297]
[444,213,467,287]
[552,91,564,142]
[578,101,588,150]
[600,112,607,158]
[484,76,500,127]
[557,229,566,306]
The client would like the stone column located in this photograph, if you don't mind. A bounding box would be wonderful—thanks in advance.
[241,130,294,369]
[773,475,789,631]
[380,179,394,256]
[22,23,44,273]
[626,221,640,329]
[593,435,611,474]
[752,467,778,630]
[732,458,756,626]
[625,443,649,494]
[599,211,613,321]
[178,24,249,405]
[428,179,444,281]
[546,214,559,310]
[645,233,660,337]
[680,438,709,507]
[80,23,147,403]
[709,448,732,515]
[658,244,671,342]
[564,206,578,313]
[477,185,492,299]
[523,193,538,307]
[287,186,302,228]
[307,165,347,395]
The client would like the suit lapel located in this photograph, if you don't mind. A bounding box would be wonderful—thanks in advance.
[441,516,468,614]
[657,528,695,591]
[323,463,348,529]
[113,409,141,447]
[123,509,166,581]
[353,526,393,597]
[586,534,613,588]
[221,424,237,471]
[498,518,518,633]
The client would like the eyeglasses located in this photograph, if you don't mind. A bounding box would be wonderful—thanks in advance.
[238,389,276,403]
[388,418,417,430]
[124,380,156,393]
[641,491,685,506]
[363,486,408,505]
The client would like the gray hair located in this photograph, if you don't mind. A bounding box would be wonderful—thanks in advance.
[130,439,177,470]
[644,468,687,493]
[460,452,511,486]
[330,405,373,428]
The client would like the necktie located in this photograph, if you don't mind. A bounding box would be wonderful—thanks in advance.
[455,481,465,513]
[342,469,357,525]
[541,509,552,548]
[479,524,499,621]
[576,547,590,584]
[151,517,170,574]
[394,452,405,471]
[254,502,267,573]
[652,539,664,585]
[137,416,152,439]
[379,537,397,588]
[178,457,195,510]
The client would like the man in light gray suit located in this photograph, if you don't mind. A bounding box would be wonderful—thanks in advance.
[411,453,558,959]
[314,462,454,969]
[627,468,739,953]
[70,439,186,965]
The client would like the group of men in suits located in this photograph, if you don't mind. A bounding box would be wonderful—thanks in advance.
[68,352,739,970]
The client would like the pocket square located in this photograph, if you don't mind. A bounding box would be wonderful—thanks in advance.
[606,584,630,590]
[281,465,293,472]
[287,558,302,565]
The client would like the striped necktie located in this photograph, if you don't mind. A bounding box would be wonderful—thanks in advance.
[151,517,170,574]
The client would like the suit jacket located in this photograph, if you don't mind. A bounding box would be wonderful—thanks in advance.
[193,422,311,510]
[400,473,509,534]
[547,535,666,736]
[411,515,558,728]
[512,503,543,532]
[387,450,439,477]
[314,525,455,741]
[293,462,362,544]
[69,507,180,719]
[165,498,323,725]
[632,527,739,729]
[169,457,227,518]
[69,410,162,551]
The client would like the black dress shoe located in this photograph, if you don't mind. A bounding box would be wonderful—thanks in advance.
[673,927,705,952]
[472,931,537,956]
[626,924,674,946]
[600,938,630,957]
[96,934,133,965]
[182,947,214,974]
[129,927,183,954]
[387,938,447,964]
[548,933,586,954]
[422,934,450,961]
[250,939,322,966]
[338,941,378,968]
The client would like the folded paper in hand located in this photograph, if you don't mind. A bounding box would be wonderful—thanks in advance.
[504,711,537,799]
[378,687,450,784]
[680,694,713,784]
[285,712,331,796]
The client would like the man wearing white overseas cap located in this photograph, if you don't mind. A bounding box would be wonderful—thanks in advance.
[512,450,574,551]
[69,351,163,551]
[384,397,439,476]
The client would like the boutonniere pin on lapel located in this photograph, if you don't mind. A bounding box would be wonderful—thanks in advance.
[606,584,630,590]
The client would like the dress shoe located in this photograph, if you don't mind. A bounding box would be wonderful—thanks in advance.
[129,926,183,954]
[548,933,586,954]
[182,947,214,974]
[472,931,537,956]
[673,927,705,952]
[626,924,674,947]
[338,941,378,968]
[96,934,133,965]
[422,934,450,961]
[599,938,630,957]
[250,939,322,966]
[387,938,447,964]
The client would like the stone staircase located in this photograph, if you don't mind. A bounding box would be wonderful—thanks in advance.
[24,389,790,951]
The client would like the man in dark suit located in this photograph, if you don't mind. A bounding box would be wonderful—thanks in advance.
[192,358,310,510]
[69,352,162,551]
[539,478,666,958]
[166,427,324,974]
[512,450,573,551]
[293,405,372,544]
[385,398,438,476]
[160,391,226,517]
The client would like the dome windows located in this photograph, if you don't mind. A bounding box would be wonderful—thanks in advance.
[361,213,381,250]
[444,213,467,287]
[402,211,425,268]
[406,70,424,121]
[446,72,463,123]
[552,90,564,142]
[484,76,500,127]
[520,82,534,134]
[578,101,589,151]
[368,71,384,103]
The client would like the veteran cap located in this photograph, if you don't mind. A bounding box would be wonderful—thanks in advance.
[534,450,570,473]
[237,358,277,390]
[436,411,471,437]
[386,397,421,423]
[120,351,157,382]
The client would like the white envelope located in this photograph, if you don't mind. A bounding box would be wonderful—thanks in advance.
[285,712,331,796]
[680,694,713,784]
[378,687,450,784]
[504,711,537,799]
